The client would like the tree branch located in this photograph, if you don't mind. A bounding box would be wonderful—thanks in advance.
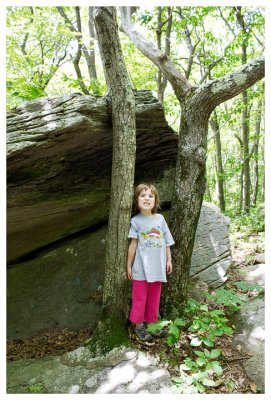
[119,6,192,100]
[197,55,264,111]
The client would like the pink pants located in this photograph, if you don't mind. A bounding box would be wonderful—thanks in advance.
[129,280,162,324]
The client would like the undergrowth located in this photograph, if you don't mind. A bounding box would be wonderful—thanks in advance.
[147,281,264,394]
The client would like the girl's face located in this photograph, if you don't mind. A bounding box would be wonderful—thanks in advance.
[138,188,155,214]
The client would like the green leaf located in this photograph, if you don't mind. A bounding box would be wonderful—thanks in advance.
[210,309,225,317]
[147,320,170,332]
[168,324,180,340]
[196,357,206,366]
[212,328,225,336]
[210,361,223,376]
[202,337,214,347]
[166,334,177,346]
[194,350,205,357]
[202,378,216,387]
[180,363,191,371]
[174,318,186,327]
[210,348,221,359]
[204,348,211,358]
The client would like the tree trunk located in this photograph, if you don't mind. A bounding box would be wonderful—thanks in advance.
[156,7,172,104]
[236,7,251,213]
[241,90,251,212]
[57,6,98,93]
[93,7,136,329]
[251,98,262,206]
[161,103,208,318]
[88,7,98,81]
[210,111,226,212]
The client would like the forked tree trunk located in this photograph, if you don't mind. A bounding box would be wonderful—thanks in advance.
[120,6,264,319]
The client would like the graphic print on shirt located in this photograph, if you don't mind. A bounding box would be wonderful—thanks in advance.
[140,226,164,248]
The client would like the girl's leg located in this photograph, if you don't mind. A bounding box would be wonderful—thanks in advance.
[129,280,149,324]
[144,281,162,323]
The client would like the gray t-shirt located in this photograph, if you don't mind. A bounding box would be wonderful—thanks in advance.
[128,213,175,282]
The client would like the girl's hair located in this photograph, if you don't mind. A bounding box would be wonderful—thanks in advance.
[133,183,161,214]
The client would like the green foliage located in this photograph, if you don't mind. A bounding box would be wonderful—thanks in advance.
[28,383,45,393]
[228,204,265,235]
[233,281,264,295]
[149,293,256,393]
[169,298,233,392]
[7,79,46,108]
[205,288,248,312]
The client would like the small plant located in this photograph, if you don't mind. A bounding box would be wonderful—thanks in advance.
[173,348,223,393]
[148,297,237,393]
[28,383,45,393]
[147,318,186,346]
[205,288,248,312]
[233,281,264,295]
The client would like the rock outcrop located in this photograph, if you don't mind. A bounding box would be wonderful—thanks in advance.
[7,346,173,394]
[7,91,177,263]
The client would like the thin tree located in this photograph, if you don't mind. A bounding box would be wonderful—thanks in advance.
[235,6,251,213]
[251,96,263,207]
[120,6,264,318]
[57,6,98,94]
[209,110,226,212]
[92,6,136,344]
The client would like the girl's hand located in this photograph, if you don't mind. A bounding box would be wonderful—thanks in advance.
[127,266,132,281]
[166,260,172,274]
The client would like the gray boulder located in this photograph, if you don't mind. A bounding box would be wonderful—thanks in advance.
[191,202,231,288]
[7,346,173,394]
[232,296,265,392]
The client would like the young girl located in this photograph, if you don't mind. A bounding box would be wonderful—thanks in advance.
[127,183,175,342]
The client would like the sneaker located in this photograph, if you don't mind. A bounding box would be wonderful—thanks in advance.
[132,323,153,342]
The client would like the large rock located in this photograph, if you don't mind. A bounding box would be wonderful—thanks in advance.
[7,91,177,263]
[7,203,231,340]
[7,346,173,394]
[231,263,265,392]
[232,297,265,392]
[191,202,231,288]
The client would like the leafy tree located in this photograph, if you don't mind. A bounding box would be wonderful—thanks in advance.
[6,6,73,107]
[120,6,264,318]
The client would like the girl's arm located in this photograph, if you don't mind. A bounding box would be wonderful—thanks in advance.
[127,238,138,280]
[166,246,173,274]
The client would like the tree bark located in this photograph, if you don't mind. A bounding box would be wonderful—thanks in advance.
[251,98,262,206]
[93,7,136,327]
[236,7,250,212]
[210,111,226,212]
[156,7,172,104]
[119,6,264,319]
